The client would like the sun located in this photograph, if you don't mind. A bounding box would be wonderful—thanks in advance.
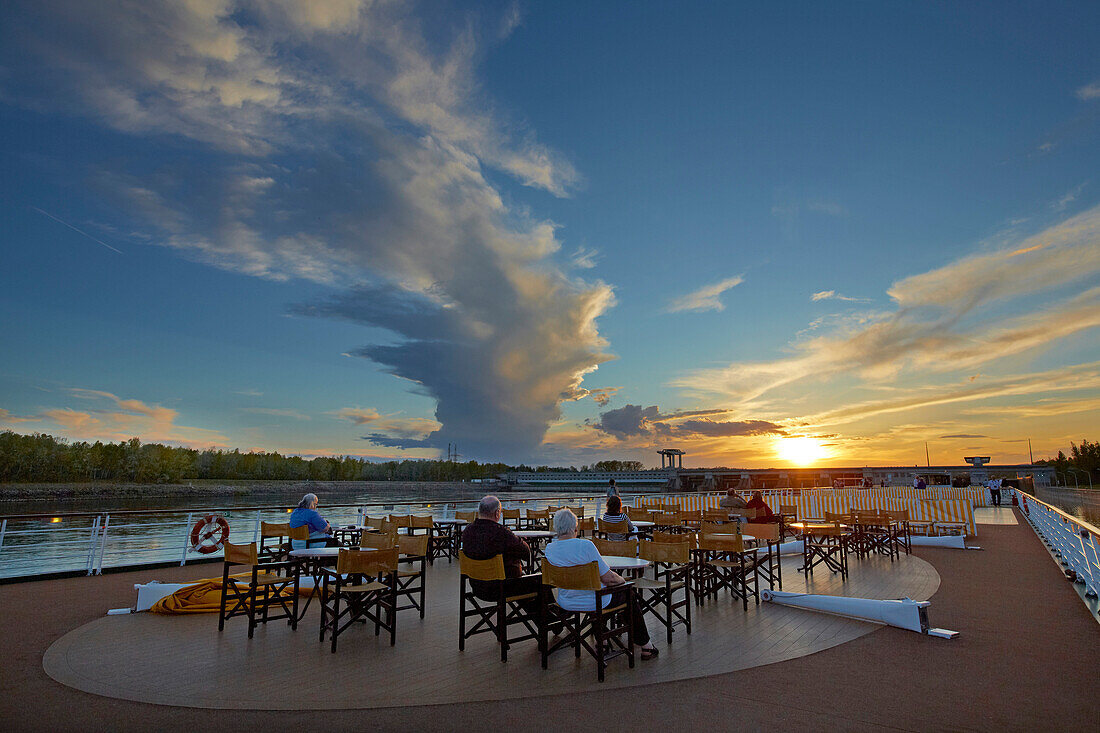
[776,437,829,466]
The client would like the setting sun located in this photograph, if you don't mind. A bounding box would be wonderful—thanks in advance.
[776,437,829,466]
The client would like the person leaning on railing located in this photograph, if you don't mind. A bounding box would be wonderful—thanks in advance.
[545,508,659,660]
[289,493,340,548]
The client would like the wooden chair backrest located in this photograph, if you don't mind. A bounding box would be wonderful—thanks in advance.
[459,551,506,582]
[398,533,429,557]
[568,506,585,517]
[526,508,549,520]
[640,540,690,565]
[410,515,434,529]
[288,525,311,542]
[360,532,397,550]
[337,547,398,576]
[807,524,847,536]
[824,511,849,523]
[885,509,910,522]
[701,521,733,537]
[654,511,680,525]
[577,516,595,533]
[502,508,521,520]
[703,510,728,522]
[652,530,689,543]
[678,509,700,522]
[260,521,289,538]
[743,522,780,542]
[365,516,386,530]
[456,511,477,523]
[224,540,258,566]
[592,538,638,557]
[659,502,678,513]
[627,507,650,522]
[699,535,745,553]
[729,508,760,520]
[779,504,798,518]
[540,560,602,591]
[598,518,630,535]
[388,514,412,528]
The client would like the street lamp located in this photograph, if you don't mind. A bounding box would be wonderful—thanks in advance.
[1066,467,1093,490]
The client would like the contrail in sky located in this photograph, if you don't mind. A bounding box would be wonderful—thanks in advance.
[31,206,124,254]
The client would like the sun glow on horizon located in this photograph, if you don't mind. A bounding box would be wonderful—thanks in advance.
[776,437,829,466]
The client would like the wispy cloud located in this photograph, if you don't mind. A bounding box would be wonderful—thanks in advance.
[811,290,868,303]
[570,246,599,269]
[233,389,263,397]
[666,275,744,313]
[587,403,783,441]
[675,205,1100,404]
[31,207,124,254]
[1076,81,1100,101]
[240,407,310,420]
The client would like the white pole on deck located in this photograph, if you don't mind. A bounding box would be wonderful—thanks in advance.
[180,512,193,566]
[96,514,110,575]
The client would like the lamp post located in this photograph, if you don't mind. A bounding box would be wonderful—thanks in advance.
[1067,468,1093,490]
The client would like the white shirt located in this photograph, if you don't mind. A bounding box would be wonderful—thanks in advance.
[544,537,611,611]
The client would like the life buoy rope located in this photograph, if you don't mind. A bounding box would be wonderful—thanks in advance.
[190,514,230,554]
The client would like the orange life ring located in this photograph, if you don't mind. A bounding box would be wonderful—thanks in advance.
[190,514,230,554]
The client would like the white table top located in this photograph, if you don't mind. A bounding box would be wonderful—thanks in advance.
[602,555,650,570]
[434,518,467,524]
[289,547,341,558]
[514,530,555,538]
[632,520,655,528]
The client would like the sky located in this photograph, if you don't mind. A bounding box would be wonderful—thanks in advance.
[1,1,1098,469]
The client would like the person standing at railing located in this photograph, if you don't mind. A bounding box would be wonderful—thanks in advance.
[289,493,339,548]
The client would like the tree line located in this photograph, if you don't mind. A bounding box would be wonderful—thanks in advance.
[0,431,646,484]
[1034,439,1100,486]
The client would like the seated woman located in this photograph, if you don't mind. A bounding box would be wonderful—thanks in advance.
[744,491,779,522]
[289,493,340,548]
[600,496,636,541]
[545,509,659,660]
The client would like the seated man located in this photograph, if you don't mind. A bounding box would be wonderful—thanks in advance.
[461,495,542,614]
[545,509,658,660]
[719,488,749,516]
[289,493,340,548]
[600,495,636,541]
[744,491,779,522]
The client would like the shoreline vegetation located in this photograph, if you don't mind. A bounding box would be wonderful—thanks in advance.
[0,479,488,504]
[0,431,644,486]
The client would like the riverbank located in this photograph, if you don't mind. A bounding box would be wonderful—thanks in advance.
[0,480,493,505]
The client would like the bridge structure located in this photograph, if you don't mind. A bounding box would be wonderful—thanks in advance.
[505,461,1054,491]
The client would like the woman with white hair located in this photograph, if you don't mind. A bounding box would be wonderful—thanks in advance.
[544,508,659,660]
[289,493,339,548]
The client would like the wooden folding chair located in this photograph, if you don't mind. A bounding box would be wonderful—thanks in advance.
[318,547,399,652]
[884,509,912,555]
[458,552,540,662]
[693,534,761,611]
[800,524,850,579]
[538,560,634,682]
[577,516,595,537]
[596,518,631,540]
[502,508,522,528]
[218,540,298,639]
[258,521,291,565]
[396,534,429,619]
[592,537,639,558]
[635,539,692,643]
[743,522,783,590]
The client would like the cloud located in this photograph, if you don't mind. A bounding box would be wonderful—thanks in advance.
[675,205,1100,404]
[812,290,867,303]
[1052,182,1087,212]
[666,275,744,313]
[1076,81,1100,101]
[940,434,988,439]
[332,407,439,444]
[233,389,263,397]
[1,389,228,447]
[240,407,310,420]
[570,246,599,269]
[561,386,620,406]
[2,1,609,462]
[588,403,783,441]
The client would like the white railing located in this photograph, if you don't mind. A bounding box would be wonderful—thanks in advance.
[0,492,640,580]
[1017,490,1100,605]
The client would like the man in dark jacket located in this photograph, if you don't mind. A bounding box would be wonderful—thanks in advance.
[461,496,541,612]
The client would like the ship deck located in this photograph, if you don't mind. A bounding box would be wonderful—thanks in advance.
[3,508,1098,731]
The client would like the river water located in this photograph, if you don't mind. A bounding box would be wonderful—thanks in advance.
[1,482,1097,580]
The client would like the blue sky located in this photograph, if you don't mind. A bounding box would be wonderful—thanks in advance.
[1,1,1098,468]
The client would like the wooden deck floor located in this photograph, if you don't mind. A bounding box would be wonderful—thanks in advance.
[43,551,939,710]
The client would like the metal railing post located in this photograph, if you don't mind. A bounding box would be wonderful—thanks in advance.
[0,519,7,555]
[95,514,110,575]
[85,515,101,575]
[180,512,193,566]
[253,510,261,543]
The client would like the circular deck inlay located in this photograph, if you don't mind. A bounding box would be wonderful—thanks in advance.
[43,554,939,709]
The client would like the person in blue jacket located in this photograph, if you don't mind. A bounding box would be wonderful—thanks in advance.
[289,493,339,548]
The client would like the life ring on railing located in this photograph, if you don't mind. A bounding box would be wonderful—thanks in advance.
[190,514,230,554]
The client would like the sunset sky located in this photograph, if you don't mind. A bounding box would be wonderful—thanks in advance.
[1,1,1098,468]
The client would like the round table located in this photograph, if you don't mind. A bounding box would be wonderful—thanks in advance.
[514,530,555,573]
[602,555,650,578]
[632,520,655,528]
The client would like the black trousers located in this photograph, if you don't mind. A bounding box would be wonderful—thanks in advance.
[473,574,549,617]
[990,488,1001,506]
[607,588,650,646]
